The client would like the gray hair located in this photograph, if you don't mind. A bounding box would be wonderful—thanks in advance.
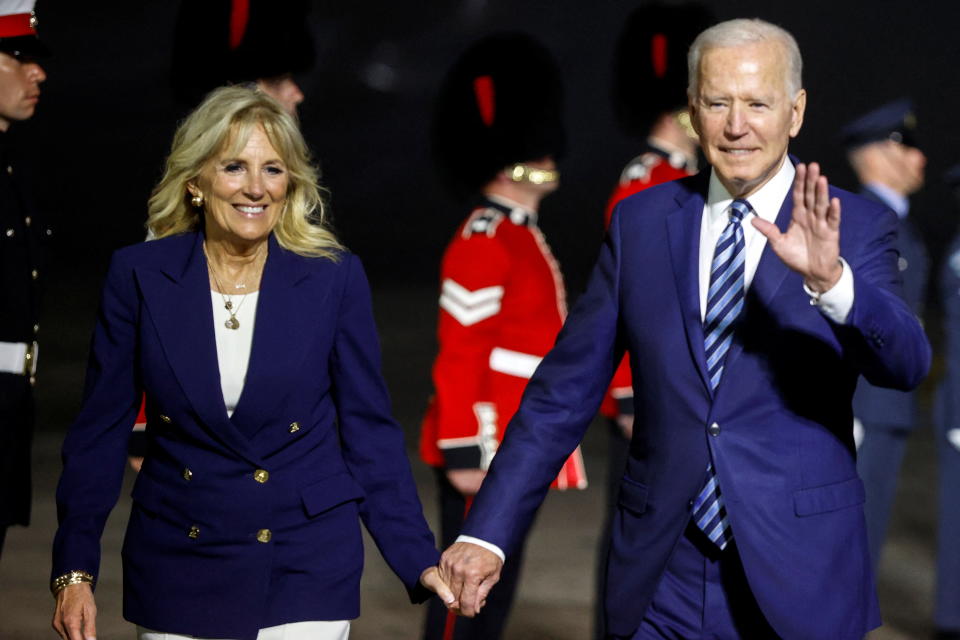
[687,18,803,99]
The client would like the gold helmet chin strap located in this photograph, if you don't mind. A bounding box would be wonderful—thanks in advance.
[508,163,560,185]
[674,109,699,141]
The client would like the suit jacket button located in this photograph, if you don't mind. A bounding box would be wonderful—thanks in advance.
[253,469,270,483]
[182,468,193,481]
[159,414,172,424]
[188,525,200,539]
[256,529,272,543]
[708,422,721,436]
[289,422,300,433]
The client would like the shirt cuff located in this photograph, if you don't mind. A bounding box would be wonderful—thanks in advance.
[803,257,854,324]
[455,535,506,563]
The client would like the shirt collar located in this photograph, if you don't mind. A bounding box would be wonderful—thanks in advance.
[485,193,538,226]
[865,181,909,219]
[705,156,795,228]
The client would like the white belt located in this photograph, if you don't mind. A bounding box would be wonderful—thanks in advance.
[0,340,38,377]
[489,347,542,379]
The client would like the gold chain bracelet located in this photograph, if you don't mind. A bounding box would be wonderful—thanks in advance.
[50,570,95,597]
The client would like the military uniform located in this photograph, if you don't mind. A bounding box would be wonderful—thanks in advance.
[422,33,575,640]
[934,170,960,638]
[852,186,928,571]
[0,129,48,550]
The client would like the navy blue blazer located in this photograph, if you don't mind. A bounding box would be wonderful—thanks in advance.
[852,186,929,429]
[52,232,439,640]
[460,171,931,640]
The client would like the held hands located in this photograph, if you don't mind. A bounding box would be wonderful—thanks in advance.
[752,162,843,293]
[52,583,97,640]
[439,541,504,617]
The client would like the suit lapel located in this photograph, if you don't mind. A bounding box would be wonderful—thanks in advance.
[137,232,262,466]
[666,179,712,396]
[229,235,334,438]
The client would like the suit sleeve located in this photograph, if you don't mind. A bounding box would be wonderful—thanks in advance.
[330,254,439,602]
[51,251,143,584]
[460,212,626,555]
[839,204,931,390]
[429,232,510,469]
[940,246,960,429]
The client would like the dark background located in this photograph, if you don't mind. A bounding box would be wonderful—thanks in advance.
[6,1,958,636]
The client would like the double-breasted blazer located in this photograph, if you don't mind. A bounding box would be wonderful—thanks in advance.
[52,231,439,640]
[460,169,931,640]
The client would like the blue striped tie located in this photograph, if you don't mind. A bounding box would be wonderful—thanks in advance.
[693,198,750,549]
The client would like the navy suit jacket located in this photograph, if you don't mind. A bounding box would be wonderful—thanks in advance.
[460,171,931,640]
[52,232,438,640]
[851,186,929,429]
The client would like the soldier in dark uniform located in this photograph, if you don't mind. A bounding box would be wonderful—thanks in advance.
[839,99,929,573]
[935,164,960,640]
[0,0,49,560]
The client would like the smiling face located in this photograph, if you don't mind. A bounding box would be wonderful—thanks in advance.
[690,40,806,198]
[0,51,46,131]
[190,124,289,248]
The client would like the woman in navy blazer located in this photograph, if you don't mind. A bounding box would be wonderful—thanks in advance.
[50,86,452,640]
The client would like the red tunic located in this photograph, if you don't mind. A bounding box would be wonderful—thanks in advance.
[420,197,586,490]
[601,146,694,419]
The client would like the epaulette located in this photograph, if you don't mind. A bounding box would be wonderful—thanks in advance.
[462,206,505,238]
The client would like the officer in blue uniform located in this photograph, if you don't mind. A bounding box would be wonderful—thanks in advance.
[935,164,960,640]
[839,99,929,572]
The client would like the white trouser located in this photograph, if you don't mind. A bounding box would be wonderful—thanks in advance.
[137,621,350,640]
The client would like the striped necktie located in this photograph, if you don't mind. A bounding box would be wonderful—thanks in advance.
[693,198,750,549]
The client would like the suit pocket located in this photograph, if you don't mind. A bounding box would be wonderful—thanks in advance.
[793,476,865,517]
[301,472,366,517]
[617,476,649,516]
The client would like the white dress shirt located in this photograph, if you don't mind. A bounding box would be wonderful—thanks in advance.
[458,156,857,563]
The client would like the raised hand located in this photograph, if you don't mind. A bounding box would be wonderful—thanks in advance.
[752,162,843,293]
[439,541,504,617]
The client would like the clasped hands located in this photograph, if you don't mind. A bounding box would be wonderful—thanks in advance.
[752,162,844,292]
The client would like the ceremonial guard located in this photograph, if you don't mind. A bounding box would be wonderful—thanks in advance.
[935,164,960,640]
[171,0,314,115]
[839,99,929,572]
[0,0,49,561]
[420,33,585,640]
[594,5,711,637]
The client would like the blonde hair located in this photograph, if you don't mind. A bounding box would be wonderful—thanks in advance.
[147,85,343,260]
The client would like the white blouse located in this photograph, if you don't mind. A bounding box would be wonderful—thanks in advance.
[210,290,258,417]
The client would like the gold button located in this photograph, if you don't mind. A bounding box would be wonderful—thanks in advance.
[33,323,39,335]
[159,414,172,423]
[288,422,300,433]
[6,165,12,175]
[253,469,270,483]
[31,269,38,280]
[4,229,12,237]
[188,525,200,539]
[182,468,193,481]
[256,528,272,543]
[24,216,31,227]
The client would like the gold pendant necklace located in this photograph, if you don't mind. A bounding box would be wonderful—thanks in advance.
[204,244,265,330]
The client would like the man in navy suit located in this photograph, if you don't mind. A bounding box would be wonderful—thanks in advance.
[438,18,930,640]
[839,99,929,574]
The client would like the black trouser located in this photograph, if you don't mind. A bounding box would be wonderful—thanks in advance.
[0,373,33,556]
[423,469,526,640]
